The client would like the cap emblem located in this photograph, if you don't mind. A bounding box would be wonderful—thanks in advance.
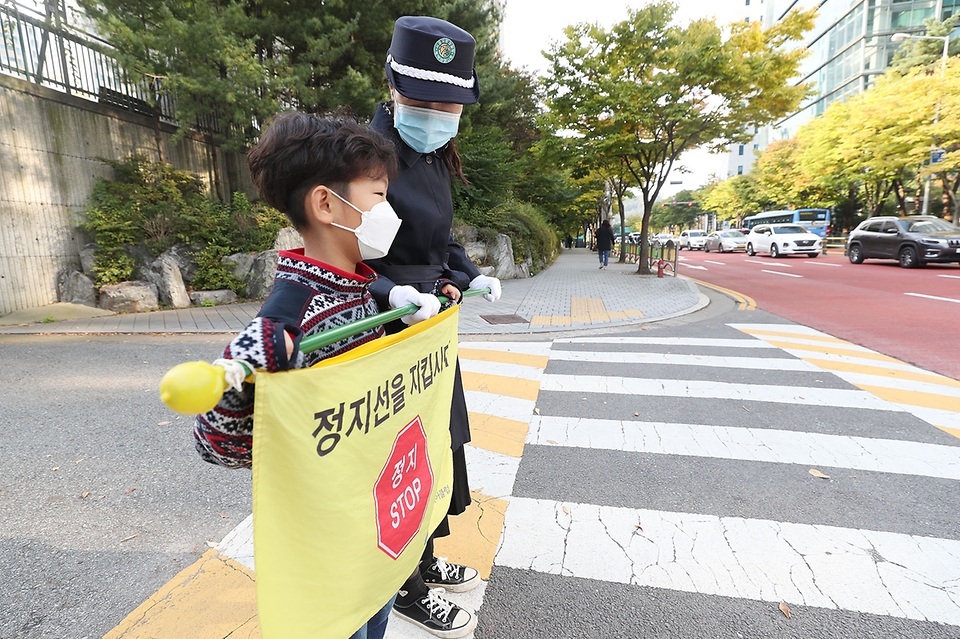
[433,38,456,64]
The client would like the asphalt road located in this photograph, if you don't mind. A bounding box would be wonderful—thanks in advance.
[674,247,960,380]
[2,291,958,639]
[0,334,251,639]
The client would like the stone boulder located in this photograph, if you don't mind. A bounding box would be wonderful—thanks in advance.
[190,290,238,306]
[222,252,257,282]
[244,249,279,300]
[487,234,529,280]
[56,269,97,306]
[463,241,487,264]
[142,255,191,308]
[79,243,97,278]
[274,227,303,251]
[162,244,201,284]
[99,281,159,313]
[452,222,478,244]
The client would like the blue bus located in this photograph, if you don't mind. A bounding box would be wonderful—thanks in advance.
[741,209,831,238]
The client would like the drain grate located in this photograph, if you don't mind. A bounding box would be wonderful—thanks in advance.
[480,314,528,325]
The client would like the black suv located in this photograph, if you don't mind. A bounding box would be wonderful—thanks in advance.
[846,216,960,268]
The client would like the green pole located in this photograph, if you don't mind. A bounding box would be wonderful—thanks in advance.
[298,287,490,354]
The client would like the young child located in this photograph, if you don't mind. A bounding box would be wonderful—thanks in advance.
[193,111,456,639]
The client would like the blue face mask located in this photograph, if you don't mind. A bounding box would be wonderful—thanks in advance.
[393,102,461,154]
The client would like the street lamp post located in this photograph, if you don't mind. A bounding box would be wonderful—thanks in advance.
[891,31,950,216]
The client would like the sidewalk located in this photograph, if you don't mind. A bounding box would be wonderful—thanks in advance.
[0,248,705,336]
[4,248,709,639]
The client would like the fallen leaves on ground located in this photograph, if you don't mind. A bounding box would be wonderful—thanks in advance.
[124,487,136,494]
[779,602,792,619]
[808,469,831,480]
[80,491,90,499]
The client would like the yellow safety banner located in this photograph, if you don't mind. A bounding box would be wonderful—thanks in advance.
[252,306,458,638]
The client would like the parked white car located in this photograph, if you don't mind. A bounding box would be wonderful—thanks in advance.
[746,224,822,258]
[678,229,708,250]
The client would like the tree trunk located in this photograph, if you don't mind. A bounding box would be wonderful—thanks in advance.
[635,198,653,275]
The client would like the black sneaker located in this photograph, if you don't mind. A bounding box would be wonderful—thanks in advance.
[393,587,477,638]
[422,557,481,592]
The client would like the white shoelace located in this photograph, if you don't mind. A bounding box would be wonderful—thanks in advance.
[422,588,454,623]
[434,556,456,581]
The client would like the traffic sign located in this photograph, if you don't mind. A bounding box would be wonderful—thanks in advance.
[374,416,435,559]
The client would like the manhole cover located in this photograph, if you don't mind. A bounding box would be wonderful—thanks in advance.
[481,314,528,325]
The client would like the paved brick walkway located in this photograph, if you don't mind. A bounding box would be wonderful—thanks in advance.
[0,248,704,336]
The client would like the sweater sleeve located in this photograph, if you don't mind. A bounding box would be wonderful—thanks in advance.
[193,317,302,468]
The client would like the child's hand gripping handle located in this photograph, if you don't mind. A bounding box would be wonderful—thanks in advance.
[158,287,491,415]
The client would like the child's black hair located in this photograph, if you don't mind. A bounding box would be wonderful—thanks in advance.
[247,112,398,230]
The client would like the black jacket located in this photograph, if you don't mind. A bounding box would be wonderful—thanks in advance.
[596,225,615,251]
[367,102,478,451]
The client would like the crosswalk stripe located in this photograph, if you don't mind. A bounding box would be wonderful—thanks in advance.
[556,337,775,348]
[496,497,960,626]
[464,390,537,422]
[732,323,960,439]
[458,341,553,357]
[539,374,901,411]
[526,416,960,480]
[803,357,960,388]
[460,371,541,400]
[832,372,960,399]
[547,350,817,371]
[458,357,545,381]
[467,413,529,458]
[732,328,847,343]
[459,347,550,368]
[765,340,903,362]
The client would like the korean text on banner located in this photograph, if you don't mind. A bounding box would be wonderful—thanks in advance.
[252,306,459,638]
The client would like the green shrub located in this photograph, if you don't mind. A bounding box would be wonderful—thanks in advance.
[81,156,287,291]
[455,199,559,271]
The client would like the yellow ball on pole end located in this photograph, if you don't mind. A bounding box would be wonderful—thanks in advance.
[160,360,228,415]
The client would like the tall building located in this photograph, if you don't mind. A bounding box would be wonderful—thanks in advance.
[767,0,958,141]
[724,0,770,178]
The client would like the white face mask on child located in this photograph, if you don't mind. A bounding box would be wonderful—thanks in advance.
[329,190,402,260]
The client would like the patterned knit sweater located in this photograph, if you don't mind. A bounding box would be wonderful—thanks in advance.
[193,250,385,468]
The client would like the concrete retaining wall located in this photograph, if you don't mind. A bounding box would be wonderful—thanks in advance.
[0,74,251,315]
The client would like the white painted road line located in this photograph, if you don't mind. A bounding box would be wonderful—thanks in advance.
[905,292,960,304]
[556,337,776,348]
[704,260,725,265]
[458,342,553,357]
[538,374,902,411]
[463,390,536,422]
[497,498,960,626]
[683,264,708,270]
[548,350,817,371]
[937,274,960,279]
[746,259,793,267]
[526,416,960,480]
[728,323,830,336]
[459,358,545,381]
[761,269,803,278]
[804,260,842,266]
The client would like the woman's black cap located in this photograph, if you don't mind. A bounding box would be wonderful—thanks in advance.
[385,16,480,105]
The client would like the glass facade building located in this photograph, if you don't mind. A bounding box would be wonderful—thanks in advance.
[768,0,956,139]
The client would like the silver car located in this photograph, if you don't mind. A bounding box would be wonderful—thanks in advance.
[704,230,747,253]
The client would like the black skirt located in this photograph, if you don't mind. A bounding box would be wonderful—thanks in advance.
[431,445,470,539]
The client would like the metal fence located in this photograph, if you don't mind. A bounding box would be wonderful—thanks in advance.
[0,1,176,121]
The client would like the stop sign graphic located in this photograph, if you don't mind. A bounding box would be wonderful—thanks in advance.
[374,416,434,559]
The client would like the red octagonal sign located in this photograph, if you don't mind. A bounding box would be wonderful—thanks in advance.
[374,416,434,559]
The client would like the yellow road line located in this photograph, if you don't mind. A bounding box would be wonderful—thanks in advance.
[461,371,541,400]
[105,550,258,639]
[687,277,757,310]
[434,491,509,581]
[764,340,904,363]
[856,385,960,413]
[737,329,846,343]
[468,413,530,458]
[803,357,960,389]
[459,348,550,369]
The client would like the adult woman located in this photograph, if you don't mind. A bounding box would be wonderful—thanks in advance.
[366,16,501,639]
[596,219,615,269]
